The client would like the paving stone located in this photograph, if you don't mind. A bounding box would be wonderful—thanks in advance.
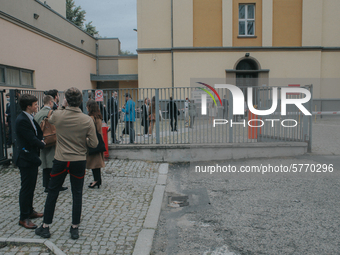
[0,159,160,255]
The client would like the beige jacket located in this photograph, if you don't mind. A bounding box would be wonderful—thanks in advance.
[49,107,98,161]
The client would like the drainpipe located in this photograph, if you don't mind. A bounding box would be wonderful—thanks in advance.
[96,42,99,75]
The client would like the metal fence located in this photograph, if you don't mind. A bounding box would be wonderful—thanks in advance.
[82,86,313,151]
[4,86,313,163]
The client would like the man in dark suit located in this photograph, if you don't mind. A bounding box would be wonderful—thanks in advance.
[107,91,120,143]
[167,97,178,131]
[14,94,46,229]
[140,97,150,136]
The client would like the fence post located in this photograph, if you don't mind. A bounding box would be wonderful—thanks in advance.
[82,90,88,114]
[9,89,18,162]
[308,84,313,153]
[228,92,233,143]
[155,89,160,144]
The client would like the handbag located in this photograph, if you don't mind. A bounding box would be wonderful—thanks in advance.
[40,110,56,147]
[88,118,106,155]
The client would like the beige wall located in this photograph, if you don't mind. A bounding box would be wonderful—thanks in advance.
[0,19,96,91]
[222,0,233,47]
[46,0,66,17]
[233,0,263,47]
[0,0,96,55]
[273,0,302,47]
[302,0,322,46]
[262,0,273,47]
[173,0,193,47]
[137,0,171,49]
[193,0,222,47]
[321,0,340,47]
[98,60,118,75]
[138,53,172,88]
[118,58,138,75]
[98,39,120,56]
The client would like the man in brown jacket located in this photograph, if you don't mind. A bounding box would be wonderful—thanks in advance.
[35,87,98,239]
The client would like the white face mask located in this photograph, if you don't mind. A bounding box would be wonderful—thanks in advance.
[6,98,10,102]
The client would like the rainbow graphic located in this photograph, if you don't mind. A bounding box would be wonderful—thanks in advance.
[196,82,223,107]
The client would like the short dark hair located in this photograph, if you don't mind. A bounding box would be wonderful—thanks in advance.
[125,93,131,98]
[46,89,58,99]
[65,87,82,107]
[170,97,173,101]
[5,93,9,97]
[19,94,38,111]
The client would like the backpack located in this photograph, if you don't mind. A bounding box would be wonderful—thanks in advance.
[40,110,56,147]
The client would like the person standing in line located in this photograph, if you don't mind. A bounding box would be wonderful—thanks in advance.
[222,95,228,119]
[45,89,59,110]
[14,94,45,229]
[86,100,105,189]
[148,96,156,136]
[35,87,98,239]
[121,93,136,144]
[188,100,197,128]
[140,98,149,137]
[209,102,217,124]
[34,95,68,193]
[167,97,178,132]
[184,98,189,126]
[107,91,120,144]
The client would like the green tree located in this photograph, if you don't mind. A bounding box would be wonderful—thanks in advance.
[119,49,134,55]
[66,0,99,36]
[85,21,99,36]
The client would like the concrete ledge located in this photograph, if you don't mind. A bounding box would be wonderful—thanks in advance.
[133,163,169,255]
[0,237,66,255]
[109,142,308,162]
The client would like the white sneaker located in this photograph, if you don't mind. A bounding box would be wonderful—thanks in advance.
[144,135,149,138]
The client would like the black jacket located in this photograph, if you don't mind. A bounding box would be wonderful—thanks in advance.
[167,100,178,118]
[14,112,45,168]
[140,104,149,126]
[107,97,119,119]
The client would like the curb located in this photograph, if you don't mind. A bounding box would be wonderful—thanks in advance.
[0,237,66,255]
[132,163,168,255]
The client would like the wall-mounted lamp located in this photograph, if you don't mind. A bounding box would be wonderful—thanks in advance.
[133,29,137,32]
[245,53,250,57]
[34,13,39,20]
[81,40,85,44]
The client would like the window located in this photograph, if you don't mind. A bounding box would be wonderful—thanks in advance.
[0,65,34,88]
[239,4,255,36]
[0,67,4,84]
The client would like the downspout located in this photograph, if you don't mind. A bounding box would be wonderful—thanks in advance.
[96,42,99,75]
[171,0,174,88]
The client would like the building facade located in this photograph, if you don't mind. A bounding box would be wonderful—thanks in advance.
[0,0,138,92]
[137,0,340,98]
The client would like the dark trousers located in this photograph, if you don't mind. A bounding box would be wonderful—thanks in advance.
[43,160,86,225]
[170,116,177,131]
[19,166,38,220]
[91,168,101,184]
[43,168,52,188]
[142,117,149,134]
[125,121,135,143]
[111,114,119,142]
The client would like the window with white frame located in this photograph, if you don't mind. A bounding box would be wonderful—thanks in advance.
[239,4,255,36]
[0,65,34,88]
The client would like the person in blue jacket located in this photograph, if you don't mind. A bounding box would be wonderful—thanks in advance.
[121,93,136,144]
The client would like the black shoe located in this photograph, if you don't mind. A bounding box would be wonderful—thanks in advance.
[88,181,101,189]
[60,187,68,192]
[44,188,49,193]
[70,226,79,239]
[35,225,51,238]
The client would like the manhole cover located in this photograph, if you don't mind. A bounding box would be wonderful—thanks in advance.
[168,195,189,207]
